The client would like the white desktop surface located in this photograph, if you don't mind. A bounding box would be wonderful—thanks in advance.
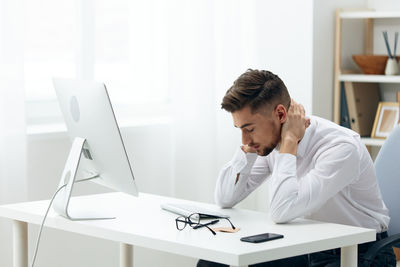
[0,192,376,266]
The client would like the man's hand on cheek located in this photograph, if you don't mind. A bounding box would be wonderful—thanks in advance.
[241,145,257,154]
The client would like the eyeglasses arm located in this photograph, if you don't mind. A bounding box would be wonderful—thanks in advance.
[192,219,219,229]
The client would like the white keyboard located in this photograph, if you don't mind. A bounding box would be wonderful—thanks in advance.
[160,203,230,219]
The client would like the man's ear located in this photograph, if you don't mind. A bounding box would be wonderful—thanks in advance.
[274,104,287,123]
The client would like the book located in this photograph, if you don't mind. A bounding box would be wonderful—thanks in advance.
[344,82,380,136]
[340,82,351,129]
[160,203,229,219]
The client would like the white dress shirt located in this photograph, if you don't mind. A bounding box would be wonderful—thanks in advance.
[215,116,389,232]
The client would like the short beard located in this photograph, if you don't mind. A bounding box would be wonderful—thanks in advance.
[258,132,280,156]
[258,145,275,156]
[258,120,282,156]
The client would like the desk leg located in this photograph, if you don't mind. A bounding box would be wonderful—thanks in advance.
[341,245,357,267]
[120,243,134,267]
[13,220,28,267]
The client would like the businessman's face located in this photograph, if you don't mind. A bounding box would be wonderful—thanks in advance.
[232,105,283,156]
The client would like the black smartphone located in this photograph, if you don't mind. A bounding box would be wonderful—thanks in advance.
[240,233,284,243]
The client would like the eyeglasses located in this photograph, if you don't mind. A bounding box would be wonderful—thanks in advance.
[175,213,236,235]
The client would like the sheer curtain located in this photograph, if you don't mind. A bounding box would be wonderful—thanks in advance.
[0,0,313,207]
[0,1,27,265]
[167,0,262,203]
[167,0,313,207]
[0,0,27,205]
[0,1,313,266]
[167,0,218,202]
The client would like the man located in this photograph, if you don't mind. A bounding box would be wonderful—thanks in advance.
[198,69,396,266]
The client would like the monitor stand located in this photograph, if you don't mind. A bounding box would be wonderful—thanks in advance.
[53,137,116,221]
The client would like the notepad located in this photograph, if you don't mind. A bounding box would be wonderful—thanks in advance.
[160,203,230,219]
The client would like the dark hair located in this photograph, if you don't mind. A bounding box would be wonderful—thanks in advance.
[221,69,290,113]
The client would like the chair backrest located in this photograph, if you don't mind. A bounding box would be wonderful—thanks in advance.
[374,124,400,236]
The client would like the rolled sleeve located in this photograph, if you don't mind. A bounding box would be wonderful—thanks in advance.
[215,147,268,208]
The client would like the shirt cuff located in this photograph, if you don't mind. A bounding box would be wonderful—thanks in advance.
[231,146,258,174]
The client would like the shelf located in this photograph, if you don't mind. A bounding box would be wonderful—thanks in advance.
[339,74,400,83]
[361,137,385,146]
[340,11,400,19]
[335,10,393,151]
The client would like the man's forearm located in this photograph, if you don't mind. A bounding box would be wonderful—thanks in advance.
[215,147,264,207]
[279,136,298,156]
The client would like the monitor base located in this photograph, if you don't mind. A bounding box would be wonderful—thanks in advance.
[53,137,115,221]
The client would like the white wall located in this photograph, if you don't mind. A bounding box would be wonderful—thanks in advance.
[367,0,400,11]
[312,0,368,120]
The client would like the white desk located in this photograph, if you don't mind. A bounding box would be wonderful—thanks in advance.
[0,192,376,267]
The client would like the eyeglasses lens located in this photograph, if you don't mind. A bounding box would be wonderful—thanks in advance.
[176,216,187,230]
[188,213,201,227]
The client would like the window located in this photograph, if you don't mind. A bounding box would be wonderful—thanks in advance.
[93,0,169,120]
[25,0,169,127]
[24,0,77,125]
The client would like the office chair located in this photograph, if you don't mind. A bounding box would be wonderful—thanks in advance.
[360,125,400,266]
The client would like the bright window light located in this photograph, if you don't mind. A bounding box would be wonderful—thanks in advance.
[24,0,169,127]
[94,0,169,119]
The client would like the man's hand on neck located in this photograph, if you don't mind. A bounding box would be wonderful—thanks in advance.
[280,100,310,156]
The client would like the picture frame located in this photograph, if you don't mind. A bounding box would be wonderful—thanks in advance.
[371,102,400,139]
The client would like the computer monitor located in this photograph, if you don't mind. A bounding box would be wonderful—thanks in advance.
[52,78,138,220]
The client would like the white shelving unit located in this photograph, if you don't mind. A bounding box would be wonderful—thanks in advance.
[334,9,400,147]
[339,11,400,19]
[360,137,385,147]
[339,74,400,83]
